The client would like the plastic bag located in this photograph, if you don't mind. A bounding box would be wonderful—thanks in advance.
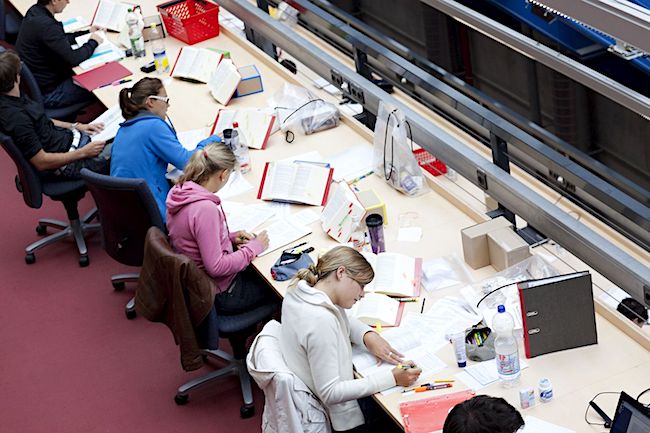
[268,83,340,141]
[422,254,473,292]
[372,101,429,196]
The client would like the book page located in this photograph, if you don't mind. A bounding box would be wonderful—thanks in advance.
[62,16,88,33]
[227,206,275,233]
[173,48,221,83]
[209,59,241,104]
[262,162,330,206]
[177,128,207,151]
[90,105,124,142]
[213,109,274,149]
[93,0,130,32]
[349,293,400,326]
[362,252,416,297]
[320,182,364,243]
[256,219,311,256]
[76,32,124,70]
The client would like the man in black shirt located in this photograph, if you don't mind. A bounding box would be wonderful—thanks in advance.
[16,0,104,109]
[0,50,110,179]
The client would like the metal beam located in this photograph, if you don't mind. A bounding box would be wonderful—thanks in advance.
[216,0,650,307]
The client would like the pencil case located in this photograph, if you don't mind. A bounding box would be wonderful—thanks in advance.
[465,326,495,361]
[270,250,314,281]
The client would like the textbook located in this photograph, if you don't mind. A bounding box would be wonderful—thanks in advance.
[400,390,475,433]
[518,271,597,358]
[320,182,365,243]
[361,252,422,298]
[90,105,124,142]
[170,47,222,84]
[256,219,312,257]
[257,161,334,206]
[208,59,241,105]
[348,292,405,327]
[73,61,131,91]
[210,109,275,149]
[75,32,124,70]
[91,0,135,32]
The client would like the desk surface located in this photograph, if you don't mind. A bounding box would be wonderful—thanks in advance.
[10,1,650,431]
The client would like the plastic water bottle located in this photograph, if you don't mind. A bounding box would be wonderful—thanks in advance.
[150,23,169,73]
[231,122,251,174]
[126,8,145,58]
[493,304,521,387]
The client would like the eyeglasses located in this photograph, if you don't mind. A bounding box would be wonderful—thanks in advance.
[149,95,170,104]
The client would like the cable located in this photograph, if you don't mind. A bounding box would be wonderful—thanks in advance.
[584,392,620,427]
[382,109,398,181]
[475,281,524,308]
[638,387,650,407]
[276,99,325,143]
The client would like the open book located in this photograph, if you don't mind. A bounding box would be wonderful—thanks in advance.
[320,182,365,243]
[170,47,222,84]
[256,219,312,257]
[210,108,275,149]
[361,252,422,297]
[208,59,241,105]
[348,293,404,327]
[90,105,124,142]
[257,161,334,206]
[75,32,124,70]
[91,0,135,32]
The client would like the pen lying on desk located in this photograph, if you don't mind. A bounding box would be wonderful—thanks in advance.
[402,383,452,393]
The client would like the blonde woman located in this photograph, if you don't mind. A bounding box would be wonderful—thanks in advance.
[280,246,422,432]
[166,143,274,314]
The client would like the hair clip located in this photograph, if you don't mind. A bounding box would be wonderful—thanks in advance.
[203,150,208,158]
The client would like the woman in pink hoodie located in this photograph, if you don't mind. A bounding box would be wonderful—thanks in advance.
[166,143,273,314]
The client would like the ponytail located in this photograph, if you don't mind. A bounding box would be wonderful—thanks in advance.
[178,142,237,186]
[119,77,164,119]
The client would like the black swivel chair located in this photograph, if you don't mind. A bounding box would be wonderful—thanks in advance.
[0,132,99,266]
[137,227,278,418]
[0,1,22,45]
[80,168,165,319]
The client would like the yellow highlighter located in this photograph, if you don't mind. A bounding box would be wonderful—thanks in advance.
[375,321,382,333]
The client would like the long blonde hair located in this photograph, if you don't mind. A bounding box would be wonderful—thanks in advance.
[294,246,374,287]
[178,142,237,186]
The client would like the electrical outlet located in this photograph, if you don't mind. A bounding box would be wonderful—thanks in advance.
[644,285,650,306]
[349,83,365,104]
[477,169,488,190]
[330,70,343,86]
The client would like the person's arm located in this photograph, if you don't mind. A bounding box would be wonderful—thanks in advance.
[66,29,90,45]
[29,141,106,171]
[51,119,104,135]
[305,317,395,406]
[148,121,197,170]
[42,21,98,66]
[190,202,263,278]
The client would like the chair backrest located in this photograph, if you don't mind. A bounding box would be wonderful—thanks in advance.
[80,168,164,267]
[17,56,44,105]
[1,0,6,41]
[0,131,43,208]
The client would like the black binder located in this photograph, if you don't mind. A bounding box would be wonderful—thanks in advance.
[517,271,598,358]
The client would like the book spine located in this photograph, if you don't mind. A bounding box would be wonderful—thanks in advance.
[413,258,423,297]
[169,47,183,77]
[518,284,532,358]
[321,167,335,206]
[90,1,100,26]
[257,162,270,200]
[210,110,222,135]
[394,301,406,327]
[261,115,275,150]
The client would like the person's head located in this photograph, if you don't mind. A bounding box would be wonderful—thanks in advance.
[119,77,167,120]
[0,50,22,95]
[294,246,374,309]
[443,395,524,433]
[178,142,236,192]
[39,0,69,14]
[617,297,648,328]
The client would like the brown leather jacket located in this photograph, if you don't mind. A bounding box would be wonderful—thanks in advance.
[135,227,217,371]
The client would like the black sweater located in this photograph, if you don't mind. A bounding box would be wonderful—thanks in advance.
[16,4,98,95]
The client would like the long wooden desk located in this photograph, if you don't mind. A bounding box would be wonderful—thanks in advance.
[10,1,649,431]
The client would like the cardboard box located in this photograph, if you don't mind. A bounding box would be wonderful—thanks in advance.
[356,189,387,225]
[487,227,531,271]
[461,216,512,269]
[234,65,263,98]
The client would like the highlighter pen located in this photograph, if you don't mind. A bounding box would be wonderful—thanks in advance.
[397,362,417,370]
[414,383,452,392]
[397,297,419,302]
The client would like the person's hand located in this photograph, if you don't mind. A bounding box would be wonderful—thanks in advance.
[89,32,104,44]
[197,134,222,147]
[392,364,422,387]
[77,122,104,135]
[233,231,255,246]
[363,331,404,365]
[80,140,106,158]
[255,231,269,251]
[89,25,105,33]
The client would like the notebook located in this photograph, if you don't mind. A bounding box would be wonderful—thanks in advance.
[518,271,598,358]
[360,252,422,298]
[73,62,131,91]
[210,109,275,150]
[400,390,475,433]
[257,161,334,206]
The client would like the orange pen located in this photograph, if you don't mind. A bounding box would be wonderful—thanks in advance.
[413,383,452,392]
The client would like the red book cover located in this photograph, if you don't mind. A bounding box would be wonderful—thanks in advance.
[320,167,335,206]
[73,62,131,91]
[400,390,475,433]
[518,284,532,358]
[257,162,271,200]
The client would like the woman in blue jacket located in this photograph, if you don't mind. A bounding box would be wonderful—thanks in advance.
[110,77,218,222]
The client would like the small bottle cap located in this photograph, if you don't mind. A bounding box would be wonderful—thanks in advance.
[457,361,466,368]
[150,23,156,29]
[233,121,239,128]
[539,378,550,386]
[497,305,505,313]
[365,214,383,227]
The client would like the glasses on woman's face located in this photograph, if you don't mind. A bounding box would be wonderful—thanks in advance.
[149,95,170,104]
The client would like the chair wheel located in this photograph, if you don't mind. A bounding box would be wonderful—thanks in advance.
[112,281,126,291]
[240,404,255,418]
[174,394,189,405]
[25,253,36,264]
[125,307,137,320]
[36,224,47,235]
[79,255,90,267]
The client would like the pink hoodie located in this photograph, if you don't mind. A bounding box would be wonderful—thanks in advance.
[166,181,265,294]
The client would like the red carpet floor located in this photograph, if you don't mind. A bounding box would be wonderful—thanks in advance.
[0,151,264,433]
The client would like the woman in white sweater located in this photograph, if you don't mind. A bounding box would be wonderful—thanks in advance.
[280,246,422,432]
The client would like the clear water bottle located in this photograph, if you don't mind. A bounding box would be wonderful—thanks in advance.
[150,23,169,73]
[231,122,251,174]
[125,8,145,58]
[493,304,521,387]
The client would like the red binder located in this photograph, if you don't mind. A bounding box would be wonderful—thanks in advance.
[73,62,132,91]
[400,390,475,433]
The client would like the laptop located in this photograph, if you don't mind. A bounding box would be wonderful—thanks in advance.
[611,392,650,433]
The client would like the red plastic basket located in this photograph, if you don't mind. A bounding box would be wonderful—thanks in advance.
[157,0,220,45]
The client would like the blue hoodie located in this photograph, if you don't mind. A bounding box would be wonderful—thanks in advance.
[110,113,205,222]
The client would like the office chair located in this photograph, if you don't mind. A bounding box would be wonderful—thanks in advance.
[136,227,277,418]
[0,1,22,44]
[0,132,100,266]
